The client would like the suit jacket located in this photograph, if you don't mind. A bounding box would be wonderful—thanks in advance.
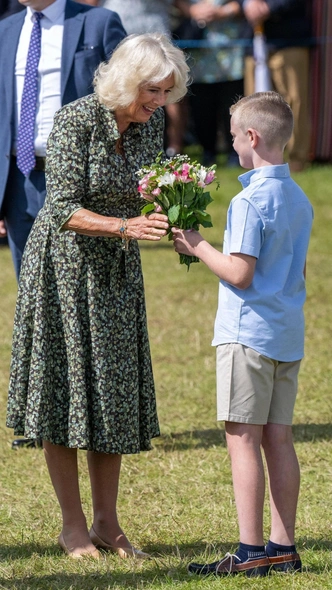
[0,0,25,20]
[0,0,126,211]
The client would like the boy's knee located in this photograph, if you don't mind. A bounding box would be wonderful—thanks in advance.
[262,423,293,450]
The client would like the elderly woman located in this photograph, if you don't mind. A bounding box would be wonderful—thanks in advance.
[6,33,190,559]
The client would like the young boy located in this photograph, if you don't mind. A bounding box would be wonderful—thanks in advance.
[172,92,313,577]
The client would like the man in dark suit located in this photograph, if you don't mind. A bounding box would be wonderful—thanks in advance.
[0,0,126,449]
[0,0,126,279]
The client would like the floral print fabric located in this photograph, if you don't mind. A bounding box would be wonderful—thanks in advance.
[6,93,164,454]
[185,0,244,84]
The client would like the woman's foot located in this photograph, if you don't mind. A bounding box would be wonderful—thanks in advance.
[58,530,100,559]
[89,525,150,559]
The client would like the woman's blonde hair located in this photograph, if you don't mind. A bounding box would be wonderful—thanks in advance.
[230,91,294,150]
[94,33,190,110]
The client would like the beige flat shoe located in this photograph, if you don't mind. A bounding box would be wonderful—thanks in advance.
[89,525,150,559]
[58,532,100,559]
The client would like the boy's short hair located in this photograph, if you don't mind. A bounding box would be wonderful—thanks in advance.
[230,91,294,150]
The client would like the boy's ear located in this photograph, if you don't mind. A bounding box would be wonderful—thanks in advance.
[247,127,259,147]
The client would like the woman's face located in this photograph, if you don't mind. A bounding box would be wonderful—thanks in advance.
[115,74,175,132]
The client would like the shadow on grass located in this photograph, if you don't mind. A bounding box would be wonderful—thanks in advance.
[0,540,210,561]
[157,428,226,451]
[0,570,184,590]
[156,423,332,452]
[1,539,332,588]
[292,423,332,442]
[0,540,223,589]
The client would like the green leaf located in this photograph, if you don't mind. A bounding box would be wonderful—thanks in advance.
[193,210,213,227]
[141,203,155,215]
[157,193,170,209]
[182,184,196,204]
[168,204,180,224]
[196,191,213,209]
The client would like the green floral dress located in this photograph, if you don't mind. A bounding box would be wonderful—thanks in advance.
[6,93,164,454]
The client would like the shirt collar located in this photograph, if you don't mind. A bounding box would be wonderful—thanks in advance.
[28,0,66,23]
[238,164,290,188]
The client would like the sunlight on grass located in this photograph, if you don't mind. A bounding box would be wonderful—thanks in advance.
[0,164,332,589]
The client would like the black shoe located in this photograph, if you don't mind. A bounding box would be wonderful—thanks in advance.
[188,553,270,577]
[12,438,43,450]
[268,552,302,572]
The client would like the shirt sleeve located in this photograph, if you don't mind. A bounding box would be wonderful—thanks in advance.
[226,196,264,258]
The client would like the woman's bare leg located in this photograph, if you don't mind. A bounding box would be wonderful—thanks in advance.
[87,451,131,549]
[43,440,98,557]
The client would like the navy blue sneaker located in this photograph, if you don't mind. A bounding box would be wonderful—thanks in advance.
[188,553,270,577]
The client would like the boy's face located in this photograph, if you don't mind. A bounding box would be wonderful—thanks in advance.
[230,116,253,169]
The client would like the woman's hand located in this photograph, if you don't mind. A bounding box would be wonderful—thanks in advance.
[172,227,204,256]
[127,213,169,241]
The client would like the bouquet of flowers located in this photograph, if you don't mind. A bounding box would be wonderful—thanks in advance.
[137,153,219,270]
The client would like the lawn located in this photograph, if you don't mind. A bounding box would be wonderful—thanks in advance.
[0,161,332,589]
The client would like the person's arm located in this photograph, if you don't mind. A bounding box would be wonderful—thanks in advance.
[63,209,168,241]
[46,104,168,240]
[239,0,300,26]
[172,228,256,289]
[102,8,127,59]
[240,0,270,25]
[174,0,241,24]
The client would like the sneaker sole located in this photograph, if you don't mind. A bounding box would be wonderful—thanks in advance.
[270,560,302,573]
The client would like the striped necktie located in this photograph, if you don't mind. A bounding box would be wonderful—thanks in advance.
[16,11,43,177]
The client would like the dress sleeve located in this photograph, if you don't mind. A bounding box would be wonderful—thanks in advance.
[45,102,91,231]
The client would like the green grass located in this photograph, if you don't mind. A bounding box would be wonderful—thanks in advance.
[1,161,332,589]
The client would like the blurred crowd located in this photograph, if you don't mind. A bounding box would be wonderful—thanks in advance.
[0,0,318,175]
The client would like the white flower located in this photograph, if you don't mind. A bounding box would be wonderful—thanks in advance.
[196,167,208,183]
[158,172,176,187]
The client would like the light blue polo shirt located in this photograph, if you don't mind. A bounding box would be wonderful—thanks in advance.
[212,164,313,361]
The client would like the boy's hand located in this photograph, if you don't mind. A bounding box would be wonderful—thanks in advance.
[172,227,204,258]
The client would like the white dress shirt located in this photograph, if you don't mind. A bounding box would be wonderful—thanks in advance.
[14,0,66,156]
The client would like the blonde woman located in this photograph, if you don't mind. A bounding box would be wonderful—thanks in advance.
[7,33,190,559]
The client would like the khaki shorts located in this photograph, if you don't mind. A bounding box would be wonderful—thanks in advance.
[216,343,301,425]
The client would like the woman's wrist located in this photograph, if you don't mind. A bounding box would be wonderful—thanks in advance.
[118,217,130,250]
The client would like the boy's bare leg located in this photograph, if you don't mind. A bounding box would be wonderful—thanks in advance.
[225,422,265,546]
[262,423,300,545]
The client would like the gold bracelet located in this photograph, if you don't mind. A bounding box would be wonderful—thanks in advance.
[119,217,129,251]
